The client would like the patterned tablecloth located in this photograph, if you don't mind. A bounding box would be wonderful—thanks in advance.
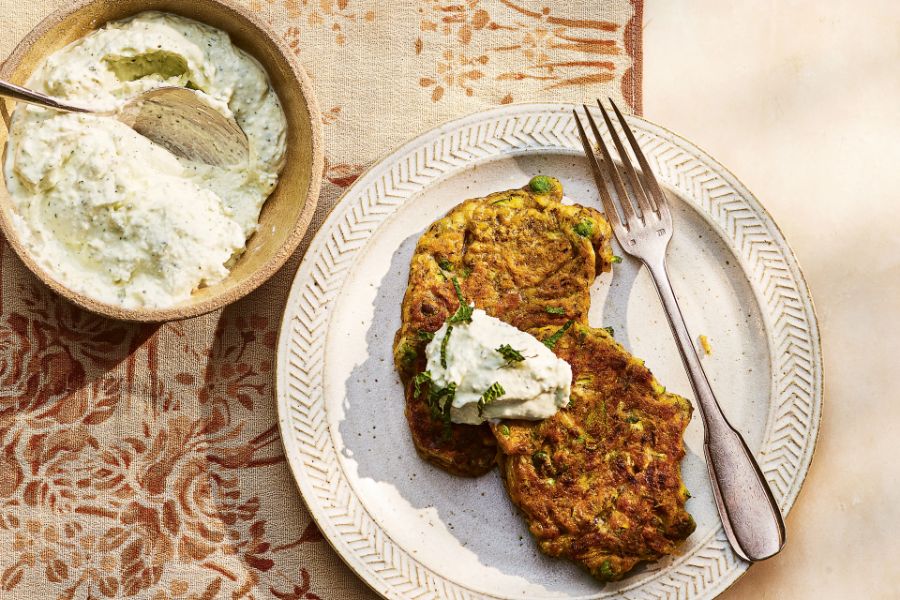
[0,1,641,597]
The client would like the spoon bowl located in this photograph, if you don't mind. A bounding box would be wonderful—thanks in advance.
[119,87,250,167]
[0,79,249,166]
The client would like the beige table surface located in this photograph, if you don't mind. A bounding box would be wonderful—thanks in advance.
[645,1,900,598]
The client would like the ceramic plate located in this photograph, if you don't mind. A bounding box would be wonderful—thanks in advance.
[276,104,822,600]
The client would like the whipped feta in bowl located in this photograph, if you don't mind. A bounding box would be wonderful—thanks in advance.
[0,4,322,320]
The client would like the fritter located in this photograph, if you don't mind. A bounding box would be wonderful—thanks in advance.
[393,176,614,476]
[493,324,695,581]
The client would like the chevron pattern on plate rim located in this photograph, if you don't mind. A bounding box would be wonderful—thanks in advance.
[276,104,823,600]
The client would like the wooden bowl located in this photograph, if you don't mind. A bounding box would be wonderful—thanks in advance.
[0,0,323,321]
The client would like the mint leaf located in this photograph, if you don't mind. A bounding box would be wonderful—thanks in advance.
[440,325,453,368]
[412,371,431,397]
[543,320,574,349]
[496,344,525,366]
[477,382,505,416]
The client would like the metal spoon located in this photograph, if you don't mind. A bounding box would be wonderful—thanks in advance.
[0,79,249,167]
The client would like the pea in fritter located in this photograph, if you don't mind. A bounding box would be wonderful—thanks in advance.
[393,176,614,476]
[493,324,695,581]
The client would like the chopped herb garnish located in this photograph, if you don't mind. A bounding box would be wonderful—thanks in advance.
[496,344,525,366]
[417,329,435,342]
[573,219,594,238]
[477,382,505,416]
[438,258,453,271]
[602,326,615,337]
[625,415,640,423]
[529,175,553,194]
[427,382,457,433]
[448,303,473,324]
[440,325,453,368]
[543,320,574,349]
[461,265,473,278]
[412,371,432,397]
[448,277,473,324]
[611,255,623,263]
[451,276,465,302]
[498,424,510,436]
[545,306,566,315]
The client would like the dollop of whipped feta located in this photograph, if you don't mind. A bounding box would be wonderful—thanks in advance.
[424,308,572,425]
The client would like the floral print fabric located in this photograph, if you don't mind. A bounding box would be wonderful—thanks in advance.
[0,0,641,597]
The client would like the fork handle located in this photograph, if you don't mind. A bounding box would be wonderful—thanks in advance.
[644,257,786,562]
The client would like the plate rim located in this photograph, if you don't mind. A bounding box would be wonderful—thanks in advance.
[276,102,823,600]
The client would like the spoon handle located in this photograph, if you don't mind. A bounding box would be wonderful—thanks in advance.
[0,79,93,113]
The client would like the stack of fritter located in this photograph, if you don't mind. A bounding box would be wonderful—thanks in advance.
[393,175,613,476]
[392,176,694,581]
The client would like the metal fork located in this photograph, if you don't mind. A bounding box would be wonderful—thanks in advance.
[574,100,786,562]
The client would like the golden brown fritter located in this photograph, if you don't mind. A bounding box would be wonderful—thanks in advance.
[493,324,695,581]
[393,176,614,476]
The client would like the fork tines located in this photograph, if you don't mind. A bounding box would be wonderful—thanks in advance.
[573,99,671,238]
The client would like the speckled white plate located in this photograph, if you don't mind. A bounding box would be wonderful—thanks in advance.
[276,104,823,600]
